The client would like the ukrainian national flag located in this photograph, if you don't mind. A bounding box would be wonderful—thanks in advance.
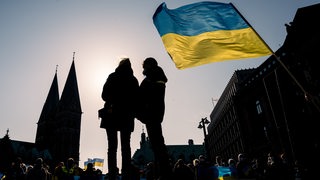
[208,166,236,180]
[93,158,104,167]
[153,1,272,69]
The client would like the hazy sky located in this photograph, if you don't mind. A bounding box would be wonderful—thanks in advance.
[1,0,318,172]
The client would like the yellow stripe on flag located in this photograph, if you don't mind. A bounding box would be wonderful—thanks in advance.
[162,28,271,69]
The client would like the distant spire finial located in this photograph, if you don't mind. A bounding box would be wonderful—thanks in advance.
[56,65,58,74]
[6,128,9,136]
[73,52,75,61]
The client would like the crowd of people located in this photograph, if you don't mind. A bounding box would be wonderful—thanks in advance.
[0,157,103,180]
[0,151,310,180]
[142,151,309,180]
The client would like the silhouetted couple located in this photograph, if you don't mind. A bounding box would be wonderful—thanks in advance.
[101,57,171,180]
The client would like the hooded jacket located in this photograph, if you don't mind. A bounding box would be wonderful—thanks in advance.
[137,64,167,124]
[101,59,139,131]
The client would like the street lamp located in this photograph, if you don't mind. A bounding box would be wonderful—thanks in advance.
[198,117,210,160]
[198,117,210,137]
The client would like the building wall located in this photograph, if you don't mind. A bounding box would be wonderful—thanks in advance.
[206,3,320,170]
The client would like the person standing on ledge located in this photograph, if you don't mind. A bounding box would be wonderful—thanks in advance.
[101,58,139,180]
[136,57,172,180]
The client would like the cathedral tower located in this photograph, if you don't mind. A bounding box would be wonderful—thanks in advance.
[35,53,82,165]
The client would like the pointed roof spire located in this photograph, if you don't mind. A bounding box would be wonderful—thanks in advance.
[58,53,82,112]
[140,126,146,146]
[38,68,60,123]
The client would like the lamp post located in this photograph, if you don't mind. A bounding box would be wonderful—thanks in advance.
[198,117,210,160]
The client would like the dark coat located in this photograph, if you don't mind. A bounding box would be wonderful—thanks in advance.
[137,66,167,124]
[101,63,139,132]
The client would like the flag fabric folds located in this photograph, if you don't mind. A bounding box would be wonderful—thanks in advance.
[93,158,104,167]
[84,158,104,169]
[199,166,236,180]
[215,166,237,180]
[152,1,272,69]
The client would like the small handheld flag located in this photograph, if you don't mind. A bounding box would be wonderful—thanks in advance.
[153,1,272,69]
[93,158,104,167]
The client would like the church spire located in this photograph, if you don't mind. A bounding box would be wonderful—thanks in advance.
[35,67,59,148]
[140,126,146,147]
[37,68,60,124]
[58,53,82,113]
[53,53,82,163]
[35,53,82,164]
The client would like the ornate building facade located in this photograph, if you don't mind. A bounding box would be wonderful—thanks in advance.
[206,3,320,175]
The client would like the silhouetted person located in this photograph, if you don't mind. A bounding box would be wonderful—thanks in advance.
[79,163,99,180]
[196,155,211,180]
[136,57,171,180]
[236,153,253,179]
[214,156,223,167]
[25,158,49,180]
[101,58,139,180]
[54,158,76,180]
[52,162,64,180]
[144,162,155,180]
[4,157,25,180]
[172,159,194,180]
[129,160,141,180]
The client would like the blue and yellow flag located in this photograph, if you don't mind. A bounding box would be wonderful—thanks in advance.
[207,166,236,180]
[93,158,104,167]
[153,1,272,69]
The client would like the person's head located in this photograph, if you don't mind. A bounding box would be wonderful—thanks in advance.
[35,158,43,167]
[143,57,158,69]
[57,162,64,167]
[193,159,200,166]
[176,159,184,166]
[67,158,74,168]
[216,156,222,163]
[238,153,246,162]
[116,58,133,75]
[119,58,131,67]
[228,158,236,167]
[142,57,167,83]
[86,162,93,170]
[15,157,22,165]
[143,57,158,75]
[199,155,206,163]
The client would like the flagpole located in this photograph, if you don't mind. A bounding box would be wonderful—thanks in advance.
[230,3,320,112]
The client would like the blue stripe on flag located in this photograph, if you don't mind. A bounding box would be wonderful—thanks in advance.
[153,2,248,37]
